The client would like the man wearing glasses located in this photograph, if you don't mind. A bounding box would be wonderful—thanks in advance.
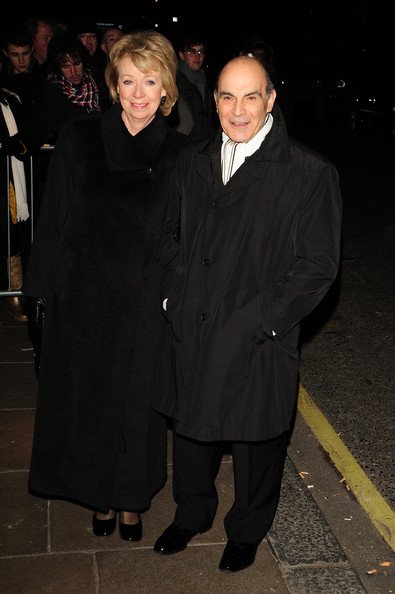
[170,34,217,140]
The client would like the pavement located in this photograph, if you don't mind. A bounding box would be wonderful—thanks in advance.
[0,298,393,594]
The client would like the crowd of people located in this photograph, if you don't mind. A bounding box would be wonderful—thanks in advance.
[1,18,342,575]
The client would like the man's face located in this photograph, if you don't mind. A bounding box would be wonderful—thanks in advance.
[60,55,84,85]
[33,22,53,63]
[78,32,97,57]
[179,45,205,71]
[3,44,33,74]
[101,28,123,56]
[215,58,276,143]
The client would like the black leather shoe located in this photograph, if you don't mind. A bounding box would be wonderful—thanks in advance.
[119,519,142,541]
[153,522,198,555]
[219,540,258,573]
[92,513,116,536]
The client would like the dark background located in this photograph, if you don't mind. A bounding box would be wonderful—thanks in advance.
[91,1,393,80]
[8,1,393,81]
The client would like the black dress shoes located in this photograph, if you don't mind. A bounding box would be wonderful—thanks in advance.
[92,513,116,536]
[119,519,142,541]
[153,522,198,555]
[219,540,259,573]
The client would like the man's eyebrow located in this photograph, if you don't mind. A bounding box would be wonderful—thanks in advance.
[218,90,262,97]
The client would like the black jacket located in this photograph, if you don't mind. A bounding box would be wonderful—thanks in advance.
[171,70,217,141]
[154,106,342,442]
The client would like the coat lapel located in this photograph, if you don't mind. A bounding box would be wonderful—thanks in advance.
[195,107,292,199]
[101,103,168,172]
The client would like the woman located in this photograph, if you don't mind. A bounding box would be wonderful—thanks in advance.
[32,31,103,145]
[23,30,189,541]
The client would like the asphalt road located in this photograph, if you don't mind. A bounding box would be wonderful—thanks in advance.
[292,119,395,551]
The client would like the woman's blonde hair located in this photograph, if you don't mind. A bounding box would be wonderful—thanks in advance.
[105,30,178,116]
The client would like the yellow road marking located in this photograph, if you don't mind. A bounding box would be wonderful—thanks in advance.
[298,384,395,552]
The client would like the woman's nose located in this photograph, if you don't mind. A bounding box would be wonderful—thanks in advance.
[132,83,144,98]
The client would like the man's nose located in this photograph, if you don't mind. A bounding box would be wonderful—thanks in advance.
[232,100,245,115]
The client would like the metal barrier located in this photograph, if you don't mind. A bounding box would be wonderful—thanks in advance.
[0,145,54,297]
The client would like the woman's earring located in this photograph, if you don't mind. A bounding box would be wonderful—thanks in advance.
[160,96,166,106]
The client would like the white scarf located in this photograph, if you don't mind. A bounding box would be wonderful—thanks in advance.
[221,113,274,184]
[1,99,29,222]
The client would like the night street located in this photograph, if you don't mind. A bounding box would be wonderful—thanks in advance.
[294,120,395,591]
[1,4,394,585]
[295,121,394,511]
[1,121,394,593]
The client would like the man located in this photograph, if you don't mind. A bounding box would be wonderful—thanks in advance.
[169,34,216,140]
[2,31,33,76]
[70,20,106,71]
[100,27,124,60]
[24,17,53,67]
[70,20,108,106]
[153,56,342,573]
[1,28,44,107]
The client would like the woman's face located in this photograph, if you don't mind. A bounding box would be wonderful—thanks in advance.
[117,56,166,134]
[60,55,84,85]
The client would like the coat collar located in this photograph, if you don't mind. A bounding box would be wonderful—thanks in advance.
[101,102,169,172]
[196,104,292,195]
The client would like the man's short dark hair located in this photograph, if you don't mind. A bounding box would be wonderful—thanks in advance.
[2,27,33,50]
[178,33,207,53]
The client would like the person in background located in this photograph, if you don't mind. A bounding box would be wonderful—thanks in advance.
[169,33,217,140]
[70,19,106,72]
[238,33,295,131]
[23,30,189,543]
[153,55,342,572]
[32,31,103,145]
[0,87,42,320]
[70,19,109,106]
[52,17,69,34]
[1,27,45,107]
[98,26,124,108]
[24,17,53,69]
[100,27,124,61]
[2,28,34,76]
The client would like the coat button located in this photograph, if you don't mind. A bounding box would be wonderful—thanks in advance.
[200,313,207,321]
[210,201,222,208]
[202,258,212,266]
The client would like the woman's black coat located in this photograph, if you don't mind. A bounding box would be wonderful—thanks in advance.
[23,104,189,511]
[154,107,342,442]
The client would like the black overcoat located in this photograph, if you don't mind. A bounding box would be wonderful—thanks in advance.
[154,107,342,442]
[23,104,189,511]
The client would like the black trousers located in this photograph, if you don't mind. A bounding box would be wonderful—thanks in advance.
[172,431,288,543]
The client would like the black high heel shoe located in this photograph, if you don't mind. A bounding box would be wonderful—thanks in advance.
[119,518,143,541]
[92,513,116,536]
